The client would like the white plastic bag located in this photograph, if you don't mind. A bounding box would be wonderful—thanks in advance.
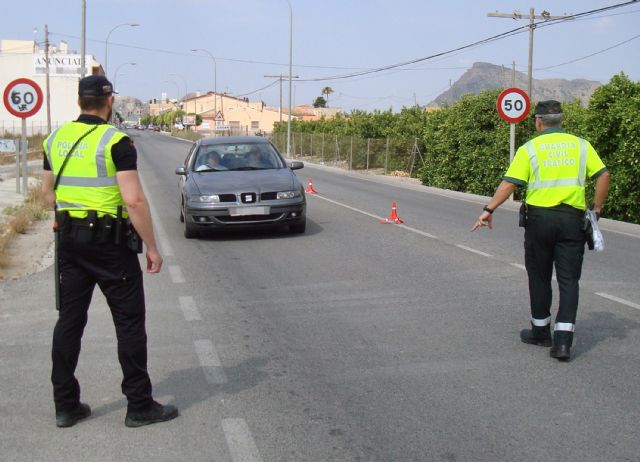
[585,210,604,252]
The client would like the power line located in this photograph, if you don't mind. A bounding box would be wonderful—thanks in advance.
[537,32,640,71]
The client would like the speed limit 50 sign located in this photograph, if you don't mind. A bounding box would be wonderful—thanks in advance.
[496,87,530,124]
[3,78,43,119]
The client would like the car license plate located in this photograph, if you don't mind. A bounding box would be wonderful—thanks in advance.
[229,206,270,216]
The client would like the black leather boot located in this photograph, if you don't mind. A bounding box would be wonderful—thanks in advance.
[125,401,179,428]
[550,331,573,361]
[520,323,552,347]
[56,402,91,428]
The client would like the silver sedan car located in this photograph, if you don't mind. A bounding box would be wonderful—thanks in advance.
[175,136,306,238]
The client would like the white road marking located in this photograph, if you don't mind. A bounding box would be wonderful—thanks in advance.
[139,173,174,257]
[510,263,526,271]
[222,418,263,462]
[194,339,227,384]
[179,296,201,321]
[168,265,185,283]
[312,194,383,221]
[455,244,492,257]
[595,292,640,310]
[398,224,437,239]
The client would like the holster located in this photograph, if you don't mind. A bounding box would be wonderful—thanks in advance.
[54,210,71,234]
[519,203,528,228]
[124,219,143,253]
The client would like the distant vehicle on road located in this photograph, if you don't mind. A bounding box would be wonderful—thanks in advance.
[175,136,306,238]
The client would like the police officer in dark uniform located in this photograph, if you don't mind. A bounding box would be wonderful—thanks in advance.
[42,75,178,427]
[471,100,610,362]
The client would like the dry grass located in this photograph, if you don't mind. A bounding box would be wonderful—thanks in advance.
[0,180,50,269]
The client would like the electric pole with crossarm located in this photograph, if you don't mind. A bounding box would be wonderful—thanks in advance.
[488,8,574,99]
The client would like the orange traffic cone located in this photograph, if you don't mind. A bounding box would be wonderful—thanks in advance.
[305,178,318,194]
[380,201,404,224]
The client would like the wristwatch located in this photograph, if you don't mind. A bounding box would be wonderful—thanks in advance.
[482,205,494,214]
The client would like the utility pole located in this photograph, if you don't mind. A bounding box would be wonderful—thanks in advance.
[45,24,51,133]
[488,8,573,99]
[265,74,299,123]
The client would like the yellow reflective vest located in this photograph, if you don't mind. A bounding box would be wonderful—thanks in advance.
[44,122,128,218]
[504,128,606,210]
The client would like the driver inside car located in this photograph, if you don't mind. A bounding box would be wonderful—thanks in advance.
[196,150,226,171]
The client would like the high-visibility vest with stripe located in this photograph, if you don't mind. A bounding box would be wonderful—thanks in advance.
[504,129,606,210]
[44,122,128,218]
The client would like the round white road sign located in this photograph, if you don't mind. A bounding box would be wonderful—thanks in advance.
[496,87,530,124]
[3,78,44,119]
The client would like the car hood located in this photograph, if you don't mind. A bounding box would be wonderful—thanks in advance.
[191,168,299,193]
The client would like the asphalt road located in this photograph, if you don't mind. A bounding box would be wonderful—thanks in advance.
[1,130,639,461]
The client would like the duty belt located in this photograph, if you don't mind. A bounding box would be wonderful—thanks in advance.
[527,203,584,217]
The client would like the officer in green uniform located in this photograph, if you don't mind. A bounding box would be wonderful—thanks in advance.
[471,100,610,362]
[42,75,178,427]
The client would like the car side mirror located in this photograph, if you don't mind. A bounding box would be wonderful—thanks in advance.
[175,166,187,175]
[289,161,304,170]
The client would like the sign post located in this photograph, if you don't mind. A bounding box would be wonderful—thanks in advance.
[3,78,44,194]
[497,87,530,201]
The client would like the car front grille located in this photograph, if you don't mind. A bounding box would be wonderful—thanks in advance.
[260,192,278,201]
[216,213,283,223]
[218,194,237,202]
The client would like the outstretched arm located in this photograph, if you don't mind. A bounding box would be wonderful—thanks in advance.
[470,180,517,232]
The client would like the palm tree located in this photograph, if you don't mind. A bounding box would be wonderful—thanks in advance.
[321,87,334,106]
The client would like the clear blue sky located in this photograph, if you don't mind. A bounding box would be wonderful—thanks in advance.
[5,0,639,111]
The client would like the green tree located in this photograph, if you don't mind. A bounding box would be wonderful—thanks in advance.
[313,96,327,108]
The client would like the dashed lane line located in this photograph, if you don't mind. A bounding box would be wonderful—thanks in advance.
[222,418,263,462]
[194,339,227,384]
[168,265,185,283]
[455,244,492,257]
[595,293,640,311]
[179,296,202,321]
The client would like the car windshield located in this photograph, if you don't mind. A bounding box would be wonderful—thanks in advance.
[194,142,284,172]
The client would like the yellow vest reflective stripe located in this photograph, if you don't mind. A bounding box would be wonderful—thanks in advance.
[45,122,127,218]
[523,138,588,191]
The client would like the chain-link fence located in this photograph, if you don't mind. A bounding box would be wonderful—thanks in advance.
[269,132,424,177]
[0,122,65,165]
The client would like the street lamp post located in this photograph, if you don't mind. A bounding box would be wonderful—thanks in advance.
[191,48,218,117]
[104,22,139,76]
[112,62,136,125]
[286,0,293,158]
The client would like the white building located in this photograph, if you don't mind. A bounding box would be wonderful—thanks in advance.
[0,39,102,135]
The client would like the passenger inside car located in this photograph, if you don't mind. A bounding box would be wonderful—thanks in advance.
[245,147,273,169]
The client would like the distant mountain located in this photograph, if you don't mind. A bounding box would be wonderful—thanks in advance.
[428,62,601,107]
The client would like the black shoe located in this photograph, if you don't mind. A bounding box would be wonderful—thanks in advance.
[550,330,573,362]
[125,401,178,428]
[56,402,91,428]
[550,344,571,361]
[520,324,552,347]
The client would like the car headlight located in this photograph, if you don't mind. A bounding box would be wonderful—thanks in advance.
[276,190,301,200]
[192,194,220,203]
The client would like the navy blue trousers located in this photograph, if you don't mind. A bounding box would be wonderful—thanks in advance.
[51,226,153,412]
[524,207,586,326]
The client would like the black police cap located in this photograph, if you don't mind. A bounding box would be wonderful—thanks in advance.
[534,100,563,116]
[78,75,117,97]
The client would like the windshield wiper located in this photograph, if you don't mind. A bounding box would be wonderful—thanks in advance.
[231,166,262,171]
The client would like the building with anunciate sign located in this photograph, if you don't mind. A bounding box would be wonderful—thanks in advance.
[0,39,101,135]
